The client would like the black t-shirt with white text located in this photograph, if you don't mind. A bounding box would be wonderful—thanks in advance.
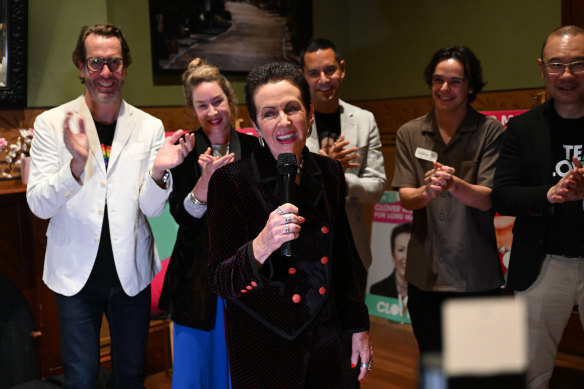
[545,108,584,257]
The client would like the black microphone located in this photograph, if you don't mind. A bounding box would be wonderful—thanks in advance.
[276,153,298,257]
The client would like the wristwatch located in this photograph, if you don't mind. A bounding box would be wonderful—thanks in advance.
[151,169,170,187]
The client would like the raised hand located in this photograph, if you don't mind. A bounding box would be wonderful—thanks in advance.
[319,134,360,171]
[198,147,235,183]
[189,147,236,203]
[152,130,195,180]
[63,111,89,180]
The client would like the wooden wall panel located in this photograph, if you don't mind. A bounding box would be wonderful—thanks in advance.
[562,0,584,27]
[355,88,545,184]
[2,87,545,187]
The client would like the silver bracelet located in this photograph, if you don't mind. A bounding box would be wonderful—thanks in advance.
[184,192,207,218]
[188,191,207,205]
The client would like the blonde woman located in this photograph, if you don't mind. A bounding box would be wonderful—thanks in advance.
[158,58,257,388]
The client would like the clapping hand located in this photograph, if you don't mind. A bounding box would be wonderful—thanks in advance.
[198,147,235,183]
[188,147,235,204]
[547,156,584,203]
[320,134,360,172]
[151,130,195,180]
[424,161,455,198]
[63,111,90,180]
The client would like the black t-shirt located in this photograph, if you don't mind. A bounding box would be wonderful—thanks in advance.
[86,120,121,288]
[545,108,584,257]
[314,109,341,151]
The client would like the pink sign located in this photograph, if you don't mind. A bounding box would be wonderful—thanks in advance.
[480,110,528,127]
[372,202,413,224]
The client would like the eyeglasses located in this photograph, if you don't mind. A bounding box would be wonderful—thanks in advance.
[542,61,584,75]
[85,57,124,72]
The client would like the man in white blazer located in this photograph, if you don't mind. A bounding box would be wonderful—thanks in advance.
[301,38,387,271]
[26,24,192,388]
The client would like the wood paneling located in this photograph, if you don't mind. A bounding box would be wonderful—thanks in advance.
[562,0,584,27]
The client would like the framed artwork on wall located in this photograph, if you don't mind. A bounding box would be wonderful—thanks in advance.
[0,0,27,107]
[149,0,312,82]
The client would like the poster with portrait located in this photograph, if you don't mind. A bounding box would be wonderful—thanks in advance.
[366,191,413,324]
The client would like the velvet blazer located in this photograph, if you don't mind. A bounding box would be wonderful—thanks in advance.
[492,100,557,291]
[207,145,370,340]
[158,128,257,330]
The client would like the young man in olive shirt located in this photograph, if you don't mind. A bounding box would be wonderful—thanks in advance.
[393,46,504,354]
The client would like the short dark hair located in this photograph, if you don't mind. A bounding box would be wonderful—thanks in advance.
[423,45,485,103]
[72,24,132,83]
[300,37,342,69]
[540,25,584,60]
[245,62,311,126]
[391,223,412,253]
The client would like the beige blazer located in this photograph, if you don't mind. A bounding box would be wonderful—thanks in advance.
[27,95,170,296]
[306,100,386,269]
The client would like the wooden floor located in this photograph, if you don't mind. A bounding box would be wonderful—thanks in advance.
[144,316,584,388]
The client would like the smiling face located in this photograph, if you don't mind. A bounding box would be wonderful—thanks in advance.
[192,81,232,139]
[392,232,411,276]
[431,58,472,114]
[252,80,314,162]
[78,33,126,106]
[302,48,345,112]
[539,33,584,117]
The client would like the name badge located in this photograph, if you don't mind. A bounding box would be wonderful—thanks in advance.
[415,147,438,162]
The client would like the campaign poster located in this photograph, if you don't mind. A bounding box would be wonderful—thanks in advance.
[366,191,413,324]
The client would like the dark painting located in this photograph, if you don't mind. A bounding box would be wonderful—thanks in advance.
[149,0,312,79]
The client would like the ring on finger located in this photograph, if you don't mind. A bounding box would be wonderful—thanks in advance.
[284,214,291,224]
[277,206,284,215]
[285,224,290,234]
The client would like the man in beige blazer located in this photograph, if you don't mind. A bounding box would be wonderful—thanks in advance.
[26,24,192,388]
[301,38,387,271]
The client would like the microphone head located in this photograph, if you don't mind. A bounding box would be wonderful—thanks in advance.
[276,153,298,176]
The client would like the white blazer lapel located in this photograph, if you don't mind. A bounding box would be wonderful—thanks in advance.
[77,96,107,175]
[108,101,135,171]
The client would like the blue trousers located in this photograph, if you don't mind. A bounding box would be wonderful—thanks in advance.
[172,297,231,389]
[55,284,151,389]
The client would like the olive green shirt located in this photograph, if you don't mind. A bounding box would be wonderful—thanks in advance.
[392,107,504,292]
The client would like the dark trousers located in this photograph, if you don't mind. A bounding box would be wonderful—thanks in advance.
[55,284,151,389]
[407,284,501,354]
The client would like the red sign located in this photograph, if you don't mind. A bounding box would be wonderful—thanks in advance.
[480,110,528,127]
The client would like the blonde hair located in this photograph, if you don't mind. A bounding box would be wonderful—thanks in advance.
[182,58,237,123]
